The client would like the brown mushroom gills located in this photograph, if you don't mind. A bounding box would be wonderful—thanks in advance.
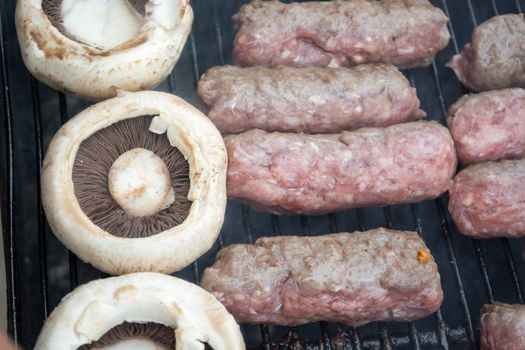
[78,323,174,350]
[77,322,214,350]
[73,116,192,238]
[42,0,149,49]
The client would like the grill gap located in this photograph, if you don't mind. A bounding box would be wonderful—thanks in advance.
[29,76,49,318]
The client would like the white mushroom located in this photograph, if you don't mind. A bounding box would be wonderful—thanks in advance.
[41,90,227,275]
[15,0,193,100]
[34,272,246,349]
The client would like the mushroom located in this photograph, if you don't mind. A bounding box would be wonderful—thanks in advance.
[42,90,227,275]
[15,0,193,100]
[34,272,246,349]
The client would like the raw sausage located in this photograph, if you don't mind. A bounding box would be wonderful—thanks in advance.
[480,303,525,350]
[448,88,525,164]
[226,121,456,215]
[198,64,424,134]
[233,0,450,68]
[448,160,525,238]
[201,228,443,326]
[448,14,525,91]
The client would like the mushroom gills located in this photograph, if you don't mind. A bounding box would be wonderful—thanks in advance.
[73,116,192,238]
[78,322,214,350]
[42,0,148,50]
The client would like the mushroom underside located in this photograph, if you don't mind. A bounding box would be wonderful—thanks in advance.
[41,0,149,49]
[73,115,192,238]
[78,322,214,350]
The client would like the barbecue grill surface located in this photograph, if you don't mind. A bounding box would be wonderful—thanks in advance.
[1,0,525,349]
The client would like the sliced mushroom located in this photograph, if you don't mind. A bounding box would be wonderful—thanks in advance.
[34,272,245,349]
[42,90,227,274]
[15,0,193,99]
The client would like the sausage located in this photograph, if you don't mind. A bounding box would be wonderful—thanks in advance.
[480,303,525,350]
[200,228,443,326]
[448,160,525,238]
[198,64,424,134]
[226,121,457,215]
[448,88,525,165]
[447,14,525,91]
[233,0,450,69]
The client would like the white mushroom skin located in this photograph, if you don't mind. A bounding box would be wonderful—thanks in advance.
[34,272,245,350]
[108,148,175,217]
[41,91,228,275]
[61,0,146,50]
[15,0,193,100]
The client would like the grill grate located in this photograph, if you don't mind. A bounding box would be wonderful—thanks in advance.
[1,0,525,349]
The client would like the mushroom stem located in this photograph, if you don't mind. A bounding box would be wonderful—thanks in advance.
[60,0,146,49]
[91,339,166,350]
[108,148,175,217]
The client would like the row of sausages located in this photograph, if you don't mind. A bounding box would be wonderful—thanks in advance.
[198,0,452,333]
[219,3,525,242]
[449,12,525,350]
[198,1,524,348]
[198,64,525,238]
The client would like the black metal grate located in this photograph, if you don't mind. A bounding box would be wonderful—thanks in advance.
[1,0,525,349]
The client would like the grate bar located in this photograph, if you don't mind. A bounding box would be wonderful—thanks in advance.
[428,39,476,344]
[327,213,338,233]
[382,207,393,229]
[406,70,447,348]
[352,329,363,350]
[409,323,421,350]
[355,208,366,231]
[435,198,476,348]
[464,0,478,27]
[211,1,226,66]
[319,322,333,350]
[501,238,524,303]
[29,77,49,318]
[515,0,523,12]
[300,215,310,236]
[472,240,494,303]
[450,0,495,293]
[0,0,19,343]
[437,0,459,67]
[410,204,449,350]
[241,205,255,244]
[271,215,281,236]
[490,0,499,14]
[260,325,271,350]
[189,32,200,87]
[427,4,478,338]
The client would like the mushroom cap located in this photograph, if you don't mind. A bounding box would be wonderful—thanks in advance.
[42,90,227,275]
[15,0,193,100]
[34,272,245,350]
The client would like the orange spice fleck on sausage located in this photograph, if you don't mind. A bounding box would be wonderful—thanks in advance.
[418,249,430,263]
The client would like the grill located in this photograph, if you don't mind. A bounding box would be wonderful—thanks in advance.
[1,0,525,349]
